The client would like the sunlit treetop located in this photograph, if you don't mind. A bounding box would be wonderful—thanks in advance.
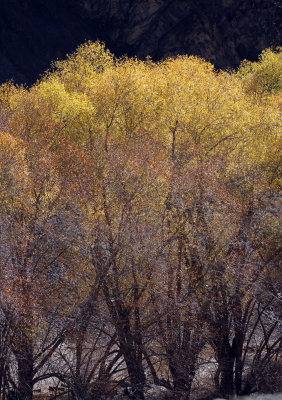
[237,47,282,94]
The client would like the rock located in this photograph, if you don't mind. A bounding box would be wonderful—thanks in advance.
[144,384,173,399]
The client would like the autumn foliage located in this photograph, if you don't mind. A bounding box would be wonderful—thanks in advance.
[0,42,281,400]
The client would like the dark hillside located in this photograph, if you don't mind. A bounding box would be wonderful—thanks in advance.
[0,0,281,84]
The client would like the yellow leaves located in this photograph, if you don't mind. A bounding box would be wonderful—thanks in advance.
[0,44,279,227]
[0,130,25,159]
[0,41,280,271]
[0,131,28,211]
[50,40,114,92]
[237,47,282,94]
[38,77,95,144]
[1,45,281,380]
[0,131,26,186]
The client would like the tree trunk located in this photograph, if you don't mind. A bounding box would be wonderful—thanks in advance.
[168,351,195,398]
[218,355,234,396]
[16,352,33,400]
[0,358,4,399]
[119,327,146,400]
[235,357,243,394]
[104,287,146,400]
[214,333,235,396]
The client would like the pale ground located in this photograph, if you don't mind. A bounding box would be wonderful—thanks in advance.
[214,393,282,400]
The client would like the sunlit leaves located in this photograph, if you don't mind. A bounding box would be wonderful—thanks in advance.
[0,42,281,397]
[237,47,282,94]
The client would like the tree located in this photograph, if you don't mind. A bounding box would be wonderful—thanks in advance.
[0,42,280,399]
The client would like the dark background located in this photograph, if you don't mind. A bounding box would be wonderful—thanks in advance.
[0,0,281,85]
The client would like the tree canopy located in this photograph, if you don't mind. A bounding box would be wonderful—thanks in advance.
[0,42,281,400]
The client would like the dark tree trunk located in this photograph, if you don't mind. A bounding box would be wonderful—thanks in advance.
[170,363,193,391]
[213,333,235,396]
[232,330,244,395]
[0,358,4,399]
[168,354,195,398]
[16,352,33,400]
[104,285,146,400]
[235,357,243,394]
[219,356,234,396]
[119,322,146,400]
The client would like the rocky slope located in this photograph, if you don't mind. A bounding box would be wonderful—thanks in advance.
[0,0,281,84]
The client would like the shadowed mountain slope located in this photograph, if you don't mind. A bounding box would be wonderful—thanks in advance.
[0,0,281,84]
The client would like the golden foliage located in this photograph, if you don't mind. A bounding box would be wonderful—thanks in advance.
[0,42,281,395]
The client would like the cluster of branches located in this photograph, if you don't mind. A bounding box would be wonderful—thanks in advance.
[0,42,281,400]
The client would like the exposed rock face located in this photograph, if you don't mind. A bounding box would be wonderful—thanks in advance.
[0,0,281,84]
